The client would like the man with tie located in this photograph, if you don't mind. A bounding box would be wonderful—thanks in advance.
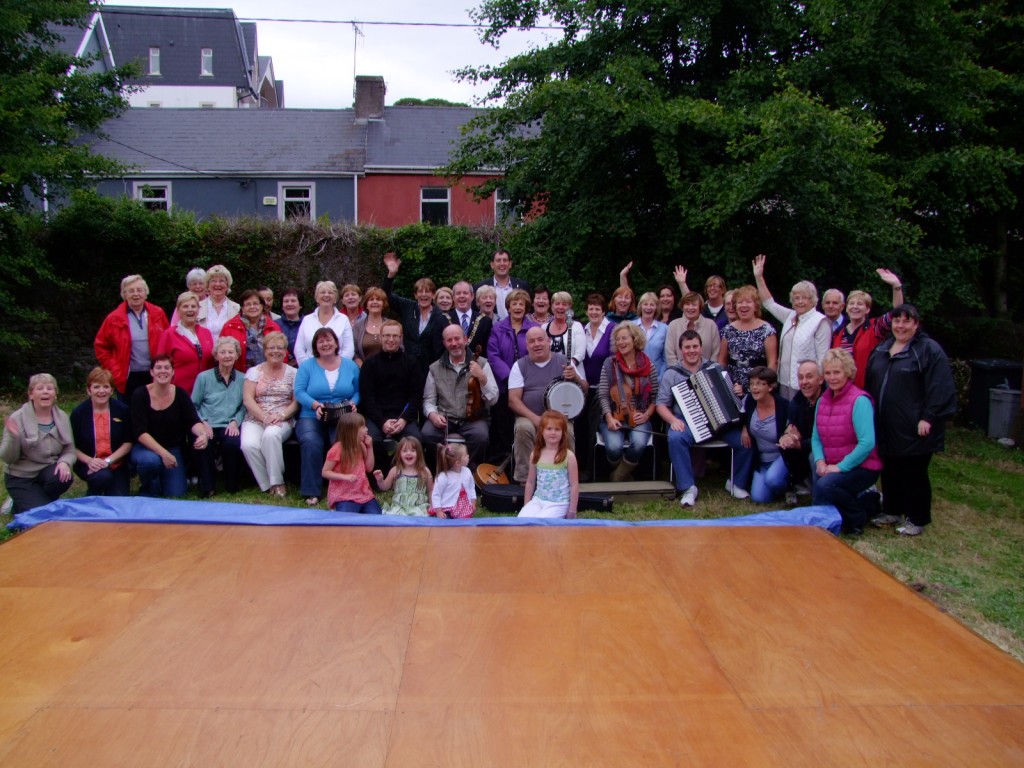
[439,281,492,360]
[655,330,753,507]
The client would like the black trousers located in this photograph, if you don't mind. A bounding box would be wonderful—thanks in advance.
[880,453,934,527]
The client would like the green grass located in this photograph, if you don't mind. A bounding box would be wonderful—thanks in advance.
[2,394,1021,661]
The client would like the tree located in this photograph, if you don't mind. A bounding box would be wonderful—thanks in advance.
[392,97,469,107]
[0,0,136,210]
[446,1,1021,316]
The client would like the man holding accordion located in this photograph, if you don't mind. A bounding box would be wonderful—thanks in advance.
[655,330,754,508]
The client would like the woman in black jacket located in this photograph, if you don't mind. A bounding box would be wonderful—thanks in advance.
[740,366,791,504]
[70,367,133,496]
[864,304,957,536]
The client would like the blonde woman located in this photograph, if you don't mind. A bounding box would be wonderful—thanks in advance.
[197,264,239,342]
[293,280,355,365]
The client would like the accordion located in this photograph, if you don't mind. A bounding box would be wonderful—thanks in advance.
[671,365,742,443]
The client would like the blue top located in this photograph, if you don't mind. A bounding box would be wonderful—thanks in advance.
[811,396,876,472]
[294,357,360,420]
[628,318,668,378]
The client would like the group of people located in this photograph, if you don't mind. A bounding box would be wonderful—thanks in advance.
[2,250,956,532]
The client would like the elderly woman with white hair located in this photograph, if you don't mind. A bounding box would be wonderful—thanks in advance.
[752,254,831,399]
[191,336,247,496]
[293,280,355,365]
[2,374,76,514]
[94,274,170,400]
[170,267,208,325]
[197,264,240,342]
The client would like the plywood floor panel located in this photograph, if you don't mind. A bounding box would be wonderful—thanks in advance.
[0,521,1021,765]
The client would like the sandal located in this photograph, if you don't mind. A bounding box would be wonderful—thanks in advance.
[271,486,287,498]
[305,497,320,506]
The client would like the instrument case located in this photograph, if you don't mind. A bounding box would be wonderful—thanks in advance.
[478,484,614,514]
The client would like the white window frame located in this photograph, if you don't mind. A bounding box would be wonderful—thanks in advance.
[200,48,214,76]
[420,186,450,225]
[278,183,315,221]
[133,181,172,213]
[148,47,160,75]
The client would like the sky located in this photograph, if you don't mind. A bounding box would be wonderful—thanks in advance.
[103,0,557,108]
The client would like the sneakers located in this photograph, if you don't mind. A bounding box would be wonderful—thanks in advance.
[897,521,924,536]
[871,514,902,527]
[724,480,750,499]
[680,486,699,508]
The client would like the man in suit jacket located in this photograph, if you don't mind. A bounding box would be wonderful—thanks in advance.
[473,249,531,321]
[439,281,493,360]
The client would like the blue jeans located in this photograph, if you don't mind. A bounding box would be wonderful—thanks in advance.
[751,455,790,504]
[131,444,187,498]
[599,421,652,464]
[813,466,880,533]
[666,424,753,491]
[333,499,383,514]
[295,418,333,498]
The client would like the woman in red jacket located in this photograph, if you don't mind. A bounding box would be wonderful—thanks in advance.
[94,274,169,401]
[831,268,904,388]
[157,291,214,395]
[221,290,283,372]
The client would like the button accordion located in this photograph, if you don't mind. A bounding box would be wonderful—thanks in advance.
[671,365,742,443]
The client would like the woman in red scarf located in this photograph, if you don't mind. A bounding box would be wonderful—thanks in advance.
[597,323,659,481]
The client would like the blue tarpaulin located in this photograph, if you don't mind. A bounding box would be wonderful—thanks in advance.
[8,496,843,533]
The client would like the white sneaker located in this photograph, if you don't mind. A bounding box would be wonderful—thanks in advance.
[724,480,750,499]
[1,497,12,515]
[680,486,699,507]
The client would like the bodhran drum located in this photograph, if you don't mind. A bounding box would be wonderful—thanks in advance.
[545,379,585,419]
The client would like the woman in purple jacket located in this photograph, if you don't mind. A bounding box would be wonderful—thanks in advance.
[485,289,538,463]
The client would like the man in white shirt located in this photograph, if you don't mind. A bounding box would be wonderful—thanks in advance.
[473,249,531,321]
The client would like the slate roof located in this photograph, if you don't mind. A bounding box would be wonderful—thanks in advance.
[89,108,365,176]
[101,6,250,89]
[365,107,486,170]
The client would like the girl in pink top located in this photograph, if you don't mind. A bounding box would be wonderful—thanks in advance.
[321,412,380,514]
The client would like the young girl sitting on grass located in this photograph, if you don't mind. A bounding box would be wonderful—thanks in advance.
[518,410,579,518]
[373,436,432,516]
[429,442,476,519]
[321,412,380,514]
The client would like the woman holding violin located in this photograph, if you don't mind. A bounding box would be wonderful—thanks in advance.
[597,323,659,482]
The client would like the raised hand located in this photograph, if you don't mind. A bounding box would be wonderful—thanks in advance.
[383,252,401,277]
[752,254,766,279]
[876,268,902,287]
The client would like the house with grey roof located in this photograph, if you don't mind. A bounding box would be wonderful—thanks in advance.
[54,5,283,109]
[86,76,503,226]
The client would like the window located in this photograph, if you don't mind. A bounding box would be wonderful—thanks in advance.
[495,187,517,225]
[201,48,213,76]
[420,187,450,225]
[134,182,171,213]
[148,47,160,75]
[278,183,315,220]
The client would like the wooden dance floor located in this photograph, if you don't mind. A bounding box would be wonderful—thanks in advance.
[0,521,1022,765]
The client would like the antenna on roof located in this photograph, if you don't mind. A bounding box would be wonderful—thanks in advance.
[351,23,364,102]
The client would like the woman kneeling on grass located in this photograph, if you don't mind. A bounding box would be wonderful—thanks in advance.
[811,349,881,535]
[70,367,133,497]
[2,374,75,514]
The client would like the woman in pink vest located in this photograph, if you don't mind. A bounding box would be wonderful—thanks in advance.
[811,348,882,535]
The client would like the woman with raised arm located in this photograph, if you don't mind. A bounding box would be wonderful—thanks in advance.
[718,285,778,397]
[833,269,905,388]
[381,252,446,370]
[752,254,830,399]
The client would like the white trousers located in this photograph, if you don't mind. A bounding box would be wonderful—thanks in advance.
[518,498,570,518]
[241,421,293,490]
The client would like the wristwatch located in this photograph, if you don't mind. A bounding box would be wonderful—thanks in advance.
[103,458,111,467]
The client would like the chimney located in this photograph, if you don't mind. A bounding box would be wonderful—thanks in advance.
[354,75,386,121]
